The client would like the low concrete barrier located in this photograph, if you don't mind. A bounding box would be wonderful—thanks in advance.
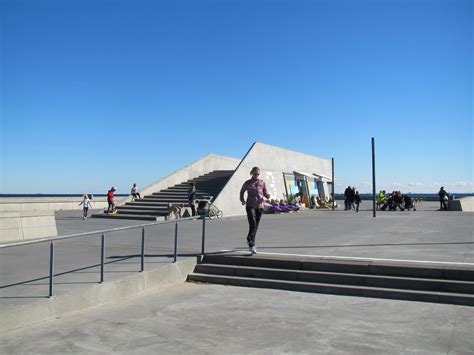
[0,257,198,333]
[0,197,109,213]
[449,197,474,212]
[0,211,58,244]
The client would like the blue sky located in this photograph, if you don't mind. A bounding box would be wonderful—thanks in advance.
[1,0,472,194]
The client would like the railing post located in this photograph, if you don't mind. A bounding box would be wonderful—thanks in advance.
[140,227,145,272]
[174,222,178,263]
[201,216,206,255]
[100,234,105,283]
[48,241,54,298]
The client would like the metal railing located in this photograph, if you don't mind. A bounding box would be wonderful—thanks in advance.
[0,215,208,298]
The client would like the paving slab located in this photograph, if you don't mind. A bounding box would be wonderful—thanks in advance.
[1,283,473,354]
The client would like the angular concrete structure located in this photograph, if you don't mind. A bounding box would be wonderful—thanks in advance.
[213,142,332,217]
[96,142,332,220]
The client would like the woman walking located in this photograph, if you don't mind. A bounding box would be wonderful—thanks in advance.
[240,167,270,254]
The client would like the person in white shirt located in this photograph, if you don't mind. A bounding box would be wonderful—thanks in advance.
[79,194,92,219]
[131,183,141,201]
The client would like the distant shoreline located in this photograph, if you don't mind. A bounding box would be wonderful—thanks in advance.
[0,194,129,198]
[1,193,472,200]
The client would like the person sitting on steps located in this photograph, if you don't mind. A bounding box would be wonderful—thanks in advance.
[131,183,141,201]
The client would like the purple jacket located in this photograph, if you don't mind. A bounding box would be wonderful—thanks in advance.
[240,177,270,209]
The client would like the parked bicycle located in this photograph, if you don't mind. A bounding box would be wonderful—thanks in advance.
[197,198,223,219]
[208,202,223,219]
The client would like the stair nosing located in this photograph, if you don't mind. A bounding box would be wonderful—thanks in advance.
[187,273,474,298]
[196,263,474,285]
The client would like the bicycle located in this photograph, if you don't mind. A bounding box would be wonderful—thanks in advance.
[208,202,223,219]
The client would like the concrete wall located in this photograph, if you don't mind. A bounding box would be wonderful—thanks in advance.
[131,153,240,204]
[449,197,474,212]
[0,211,58,244]
[213,142,332,217]
[0,197,108,213]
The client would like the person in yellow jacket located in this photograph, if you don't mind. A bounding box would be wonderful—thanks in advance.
[377,190,386,209]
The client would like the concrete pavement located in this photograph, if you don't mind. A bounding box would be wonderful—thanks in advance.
[0,202,473,352]
[2,202,473,308]
[1,282,473,353]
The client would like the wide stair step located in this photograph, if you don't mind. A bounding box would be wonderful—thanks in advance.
[187,254,474,306]
[91,212,160,221]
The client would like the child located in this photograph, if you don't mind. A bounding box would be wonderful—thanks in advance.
[354,191,362,212]
[107,187,116,213]
[79,194,92,219]
[131,183,141,201]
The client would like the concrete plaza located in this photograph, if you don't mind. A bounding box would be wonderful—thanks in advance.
[0,202,473,353]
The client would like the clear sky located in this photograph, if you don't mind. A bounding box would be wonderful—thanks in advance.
[1,0,472,194]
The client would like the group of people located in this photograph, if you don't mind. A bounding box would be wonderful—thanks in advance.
[343,186,362,212]
[78,183,141,219]
[263,199,301,214]
[377,190,415,211]
[262,195,336,215]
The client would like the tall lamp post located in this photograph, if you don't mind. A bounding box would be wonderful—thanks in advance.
[372,137,376,218]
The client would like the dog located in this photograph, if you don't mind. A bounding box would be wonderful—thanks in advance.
[167,203,183,219]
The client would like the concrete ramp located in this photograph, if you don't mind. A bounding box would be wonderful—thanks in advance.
[0,258,197,333]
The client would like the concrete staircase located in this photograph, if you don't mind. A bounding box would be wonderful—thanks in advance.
[187,254,474,306]
[92,170,234,221]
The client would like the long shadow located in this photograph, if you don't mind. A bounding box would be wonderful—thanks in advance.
[0,250,215,293]
[0,255,134,289]
[0,296,46,299]
[55,217,87,221]
[256,241,474,249]
[107,250,229,259]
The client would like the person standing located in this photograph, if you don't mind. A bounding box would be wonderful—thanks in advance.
[438,186,449,211]
[188,182,196,216]
[107,187,116,213]
[240,166,270,254]
[79,194,92,219]
[344,186,352,210]
[354,191,361,212]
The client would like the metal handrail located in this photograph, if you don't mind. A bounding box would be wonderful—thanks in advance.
[1,214,209,298]
[0,215,202,249]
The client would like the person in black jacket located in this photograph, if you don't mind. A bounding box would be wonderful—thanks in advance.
[354,191,361,212]
[438,186,449,211]
[403,195,414,211]
[188,182,197,216]
[348,187,356,211]
[344,186,352,210]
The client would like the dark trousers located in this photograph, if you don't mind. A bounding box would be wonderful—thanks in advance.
[107,200,115,212]
[132,193,141,200]
[83,207,89,218]
[440,199,447,211]
[246,207,262,247]
[188,200,196,217]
